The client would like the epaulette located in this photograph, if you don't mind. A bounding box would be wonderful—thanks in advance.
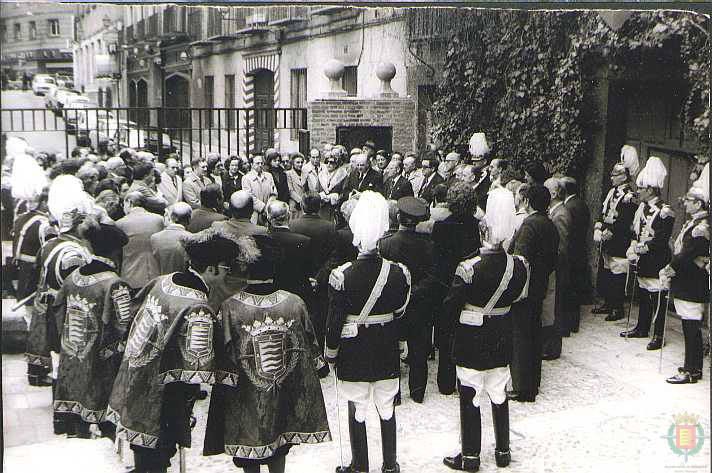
[660,205,675,219]
[329,262,352,290]
[455,256,481,284]
[692,222,710,240]
[60,246,88,270]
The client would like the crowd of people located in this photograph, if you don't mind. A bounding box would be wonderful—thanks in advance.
[1,129,709,473]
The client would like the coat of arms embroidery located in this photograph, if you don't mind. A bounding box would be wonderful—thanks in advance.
[125,295,167,368]
[241,316,302,391]
[62,294,98,361]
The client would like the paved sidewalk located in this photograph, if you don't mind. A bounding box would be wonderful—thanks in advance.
[3,306,710,473]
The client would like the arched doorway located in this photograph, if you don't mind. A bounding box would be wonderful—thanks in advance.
[252,69,274,153]
[164,73,191,140]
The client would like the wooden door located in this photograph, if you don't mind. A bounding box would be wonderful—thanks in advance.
[253,69,274,153]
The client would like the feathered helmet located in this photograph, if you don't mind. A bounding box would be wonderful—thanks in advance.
[687,163,709,205]
[349,191,390,252]
[636,156,667,189]
[11,153,49,203]
[483,187,517,245]
[612,145,640,178]
[181,227,261,272]
[6,136,29,158]
[48,175,94,232]
[469,132,490,160]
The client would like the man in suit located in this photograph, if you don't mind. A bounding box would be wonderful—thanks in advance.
[543,177,573,360]
[151,203,192,274]
[127,162,168,215]
[241,154,277,225]
[340,153,384,203]
[266,200,313,308]
[212,190,268,239]
[290,192,337,279]
[561,176,591,333]
[158,157,183,206]
[182,157,211,209]
[418,153,444,204]
[116,192,165,289]
[508,184,559,401]
[384,160,414,201]
[378,196,435,403]
[186,184,226,233]
[404,154,425,198]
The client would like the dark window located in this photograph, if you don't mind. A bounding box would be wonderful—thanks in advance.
[28,21,36,40]
[14,23,21,40]
[290,68,307,138]
[1,24,7,43]
[342,65,357,97]
[225,74,235,128]
[48,19,60,36]
[187,8,202,39]
[204,75,214,127]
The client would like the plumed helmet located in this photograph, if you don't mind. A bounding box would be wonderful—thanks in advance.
[6,136,29,158]
[48,175,93,232]
[687,163,709,204]
[613,145,640,177]
[11,153,48,202]
[483,187,517,245]
[636,156,667,189]
[349,191,390,252]
[468,132,490,158]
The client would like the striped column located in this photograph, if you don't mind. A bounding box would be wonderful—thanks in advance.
[239,52,280,156]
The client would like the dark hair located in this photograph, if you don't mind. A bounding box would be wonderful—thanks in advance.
[95,178,119,195]
[225,155,241,170]
[497,159,510,172]
[561,176,578,196]
[302,192,322,214]
[112,165,134,184]
[433,183,449,204]
[96,165,108,181]
[524,161,548,184]
[200,183,222,210]
[119,149,134,164]
[133,162,154,181]
[206,155,222,173]
[447,182,477,219]
[525,184,551,212]
[70,147,82,158]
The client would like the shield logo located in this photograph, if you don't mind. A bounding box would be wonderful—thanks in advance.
[125,296,165,368]
[253,332,288,380]
[62,295,97,361]
[676,425,696,450]
[183,310,214,366]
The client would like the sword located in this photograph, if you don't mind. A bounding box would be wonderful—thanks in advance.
[624,263,637,340]
[333,364,344,470]
[11,291,36,311]
[658,289,672,374]
[180,446,186,473]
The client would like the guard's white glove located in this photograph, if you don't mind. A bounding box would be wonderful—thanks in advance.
[399,341,408,361]
[634,243,649,255]
[601,229,613,241]
[593,229,602,243]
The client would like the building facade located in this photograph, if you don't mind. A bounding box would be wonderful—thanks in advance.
[0,2,75,78]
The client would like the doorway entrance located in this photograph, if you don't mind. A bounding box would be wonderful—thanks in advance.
[252,69,274,153]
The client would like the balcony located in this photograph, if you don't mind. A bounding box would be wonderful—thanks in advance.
[237,8,270,35]
[162,6,188,38]
[268,6,309,26]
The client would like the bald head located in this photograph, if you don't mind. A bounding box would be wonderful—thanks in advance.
[353,153,369,174]
[124,191,145,209]
[169,202,192,226]
[229,190,254,219]
[267,200,290,226]
[544,177,564,202]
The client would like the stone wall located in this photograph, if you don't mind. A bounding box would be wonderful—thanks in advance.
[307,97,416,152]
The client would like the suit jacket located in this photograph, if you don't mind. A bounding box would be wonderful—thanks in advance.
[269,167,291,204]
[384,174,414,201]
[564,194,590,272]
[340,167,384,202]
[268,227,313,302]
[116,208,165,289]
[549,201,573,283]
[157,173,183,206]
[222,172,243,202]
[431,214,481,300]
[127,181,168,215]
[511,211,559,302]
[418,172,444,203]
[182,174,210,209]
[187,208,227,233]
[473,171,491,211]
[289,214,337,277]
[150,224,190,274]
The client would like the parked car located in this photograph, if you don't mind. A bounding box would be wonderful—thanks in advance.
[32,74,56,95]
[62,99,98,134]
[44,84,59,108]
[54,89,83,113]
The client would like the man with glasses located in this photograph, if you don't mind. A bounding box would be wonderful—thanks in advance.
[418,152,444,204]
[158,157,184,206]
[592,146,639,322]
[341,153,384,202]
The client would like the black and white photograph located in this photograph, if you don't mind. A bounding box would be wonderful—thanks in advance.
[0,1,710,472]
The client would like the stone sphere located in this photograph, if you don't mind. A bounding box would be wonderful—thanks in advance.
[324,59,345,80]
[376,62,396,81]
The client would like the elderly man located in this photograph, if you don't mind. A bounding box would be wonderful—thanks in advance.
[158,157,183,205]
[212,190,268,239]
[325,191,411,473]
[384,160,414,201]
[151,203,192,274]
[127,162,168,215]
[404,155,424,197]
[341,153,384,202]
[242,154,277,225]
[116,192,165,289]
[302,148,322,188]
[76,164,100,197]
[186,184,226,233]
[542,177,573,360]
[443,152,462,188]
[183,157,210,209]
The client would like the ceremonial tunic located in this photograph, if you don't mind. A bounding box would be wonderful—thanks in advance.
[11,209,49,300]
[204,287,331,464]
[107,273,226,452]
[26,234,89,370]
[628,198,675,290]
[325,255,411,421]
[52,259,133,424]
[442,249,530,406]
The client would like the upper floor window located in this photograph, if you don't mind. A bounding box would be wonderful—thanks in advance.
[28,21,36,40]
[48,19,60,36]
[1,24,7,43]
[14,23,21,40]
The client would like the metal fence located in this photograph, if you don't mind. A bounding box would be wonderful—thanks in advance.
[0,106,309,164]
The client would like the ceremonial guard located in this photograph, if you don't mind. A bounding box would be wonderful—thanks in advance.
[51,218,132,439]
[10,153,51,386]
[378,196,435,403]
[325,191,411,473]
[107,228,249,473]
[204,235,331,473]
[442,188,530,472]
[620,157,675,350]
[661,164,709,384]
[593,146,639,321]
[468,133,491,214]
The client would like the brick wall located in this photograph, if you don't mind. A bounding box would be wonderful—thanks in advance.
[307,97,416,152]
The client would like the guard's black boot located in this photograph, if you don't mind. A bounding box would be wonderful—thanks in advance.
[52,380,68,435]
[336,402,369,473]
[647,336,664,351]
[605,308,624,321]
[619,328,648,338]
[492,400,511,468]
[443,385,480,471]
[380,414,399,473]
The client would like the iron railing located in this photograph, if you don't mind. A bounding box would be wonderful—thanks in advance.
[0,107,309,164]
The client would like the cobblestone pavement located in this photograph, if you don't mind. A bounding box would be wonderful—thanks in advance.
[3,306,710,473]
